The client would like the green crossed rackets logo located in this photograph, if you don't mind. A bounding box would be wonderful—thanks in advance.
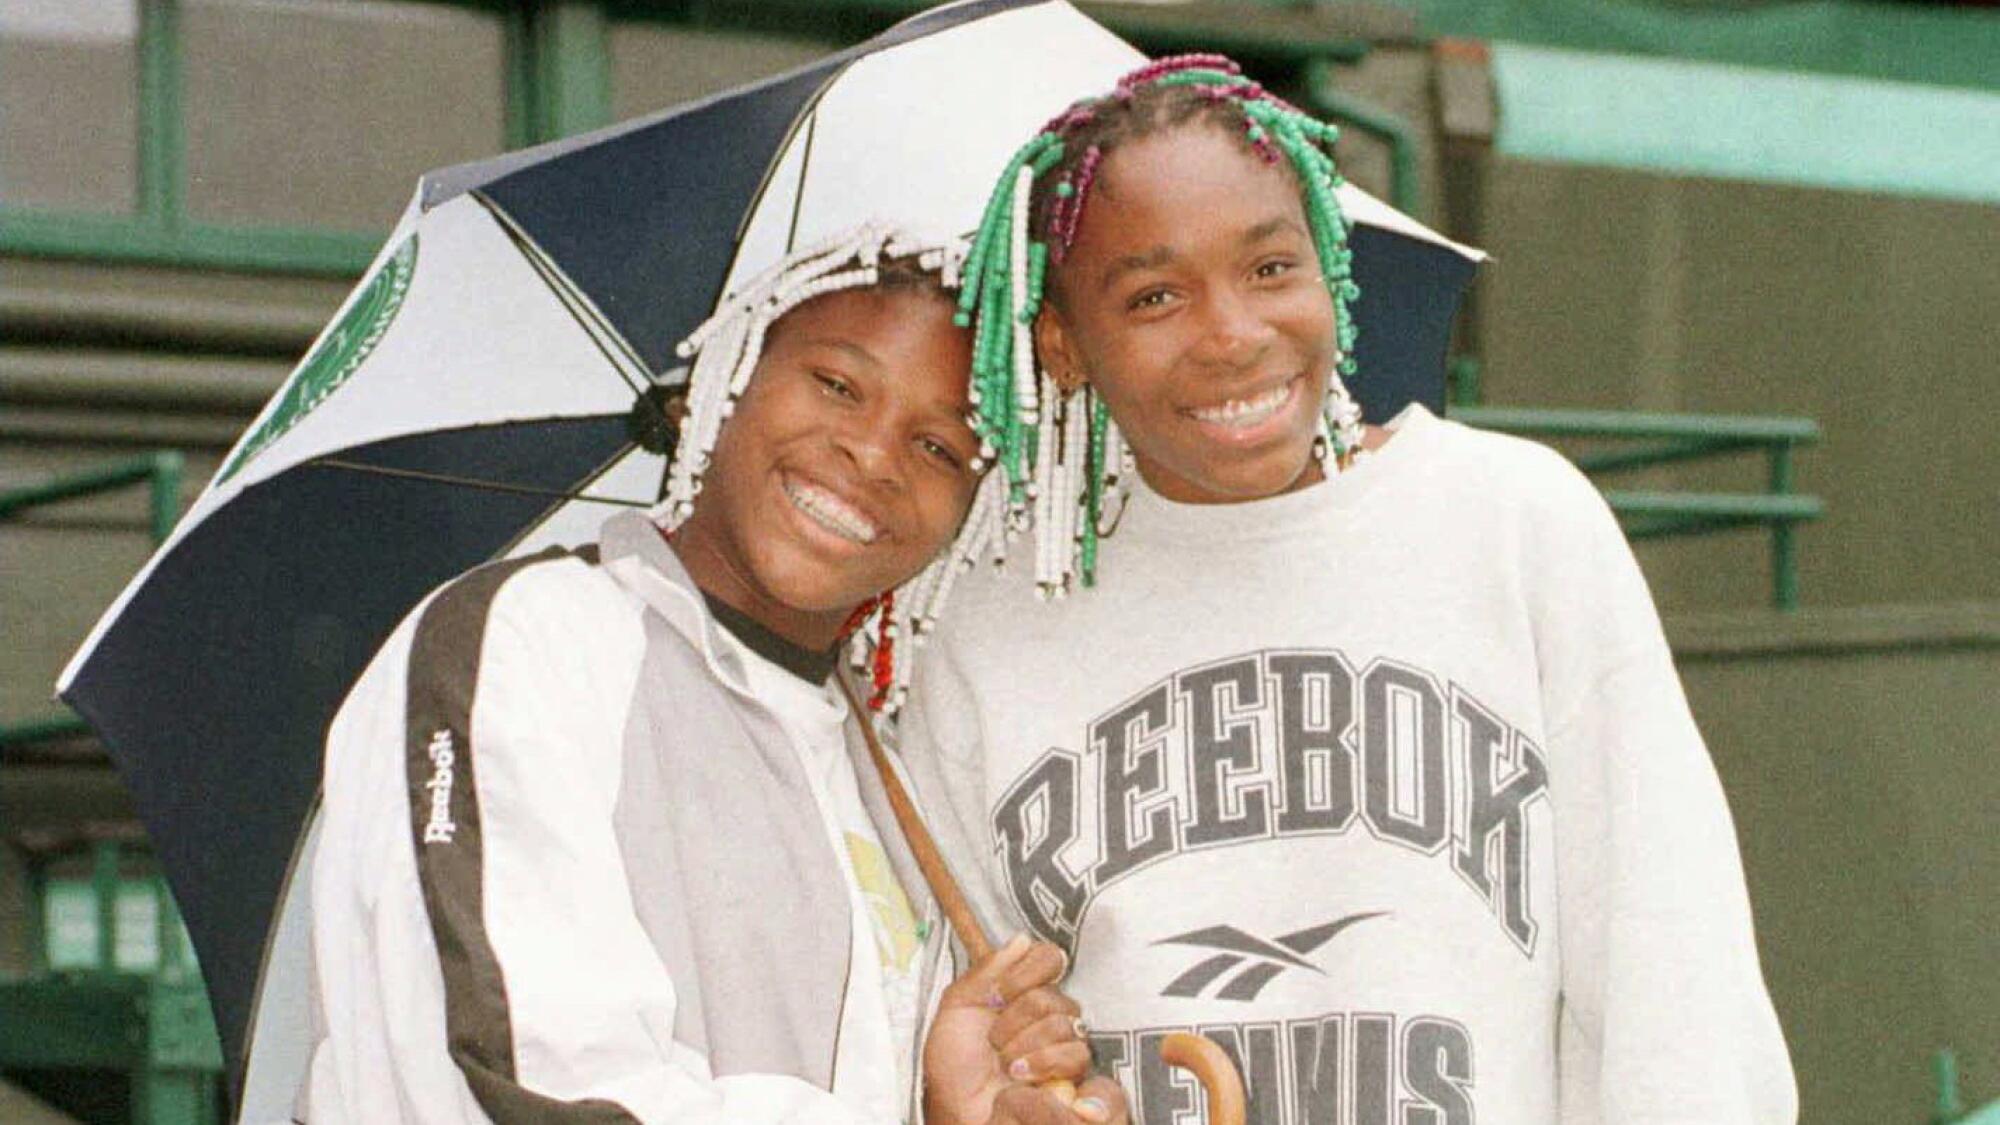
[220,234,419,483]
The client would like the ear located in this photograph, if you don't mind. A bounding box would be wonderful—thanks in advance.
[1034,305,1087,395]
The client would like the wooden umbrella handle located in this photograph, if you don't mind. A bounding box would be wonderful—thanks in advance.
[836,676,1250,1120]
[1161,1033,1248,1125]
[836,676,1077,1102]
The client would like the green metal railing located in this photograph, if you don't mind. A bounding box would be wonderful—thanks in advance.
[2,0,557,276]
[1303,58,1421,216]
[0,452,184,750]
[2,458,223,1120]
[1,833,224,1123]
[4,0,1390,277]
[1933,1048,2000,1124]
[0,0,381,275]
[1451,405,1823,610]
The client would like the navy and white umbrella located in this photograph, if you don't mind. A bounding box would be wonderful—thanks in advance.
[55,0,1479,1111]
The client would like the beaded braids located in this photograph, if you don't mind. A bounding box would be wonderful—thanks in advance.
[658,222,1008,714]
[955,55,1368,598]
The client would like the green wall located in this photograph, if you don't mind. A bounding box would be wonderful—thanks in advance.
[1674,607,2000,1124]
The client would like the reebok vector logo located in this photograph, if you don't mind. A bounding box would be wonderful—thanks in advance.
[422,728,458,844]
[1156,913,1386,1001]
[991,649,1551,957]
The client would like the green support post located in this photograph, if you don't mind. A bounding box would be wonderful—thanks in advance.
[157,878,188,980]
[150,451,186,545]
[93,840,120,973]
[1447,355,1483,408]
[1769,441,1798,611]
[139,0,187,235]
[24,861,48,976]
[1938,1049,1968,1123]
[134,977,225,1124]
[530,2,614,142]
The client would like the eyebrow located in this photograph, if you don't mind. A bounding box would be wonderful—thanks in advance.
[795,338,877,368]
[792,339,973,428]
[1094,215,1309,295]
[1243,215,1306,244]
[1097,245,1176,295]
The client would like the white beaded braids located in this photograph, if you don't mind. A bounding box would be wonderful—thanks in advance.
[654,222,1004,715]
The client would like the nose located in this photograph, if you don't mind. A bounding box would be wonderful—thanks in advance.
[833,407,902,489]
[1192,282,1276,370]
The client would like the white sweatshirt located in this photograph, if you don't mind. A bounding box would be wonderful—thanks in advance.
[900,405,1797,1125]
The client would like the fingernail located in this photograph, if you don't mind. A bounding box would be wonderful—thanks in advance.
[1055,944,1072,979]
[1071,1016,1090,1039]
[1008,1057,1031,1080]
[1075,1096,1109,1122]
[1002,931,1031,954]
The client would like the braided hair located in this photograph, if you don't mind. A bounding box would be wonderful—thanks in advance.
[955,55,1367,598]
[659,222,1008,713]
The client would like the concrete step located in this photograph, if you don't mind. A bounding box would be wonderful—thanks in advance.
[0,255,344,357]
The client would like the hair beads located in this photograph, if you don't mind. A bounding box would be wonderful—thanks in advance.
[660,224,995,715]
[956,54,1370,598]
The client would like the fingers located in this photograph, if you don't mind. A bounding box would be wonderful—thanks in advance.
[1004,1038,1091,1085]
[991,985,1082,1050]
[988,1075,1128,1125]
[995,940,1070,1002]
[1072,1075,1130,1124]
[938,932,1036,1013]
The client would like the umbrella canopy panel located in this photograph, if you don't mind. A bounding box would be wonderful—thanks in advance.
[479,2,1142,377]
[61,416,632,1074]
[1345,224,1478,421]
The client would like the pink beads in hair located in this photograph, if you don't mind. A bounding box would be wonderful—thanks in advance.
[1048,145,1102,261]
[1119,53,1240,90]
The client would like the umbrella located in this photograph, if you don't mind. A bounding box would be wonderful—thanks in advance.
[54,0,1481,1110]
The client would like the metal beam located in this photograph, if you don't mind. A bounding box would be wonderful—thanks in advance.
[529,2,614,142]
[1452,404,1821,444]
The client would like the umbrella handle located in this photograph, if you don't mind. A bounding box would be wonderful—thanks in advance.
[835,675,1082,1106]
[835,676,1246,1121]
[1162,1033,1247,1125]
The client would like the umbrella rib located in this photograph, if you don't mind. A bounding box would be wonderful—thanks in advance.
[473,192,652,397]
[492,439,659,559]
[312,458,651,508]
[784,110,819,255]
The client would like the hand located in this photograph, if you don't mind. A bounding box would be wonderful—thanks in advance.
[989,943,1087,1089]
[987,1075,1129,1125]
[923,934,1101,1125]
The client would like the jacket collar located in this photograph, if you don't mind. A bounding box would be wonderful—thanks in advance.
[595,510,761,700]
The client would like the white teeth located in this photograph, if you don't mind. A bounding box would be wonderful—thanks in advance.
[785,479,879,544]
[1190,382,1292,428]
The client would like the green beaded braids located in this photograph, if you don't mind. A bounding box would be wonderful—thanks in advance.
[954,54,1367,598]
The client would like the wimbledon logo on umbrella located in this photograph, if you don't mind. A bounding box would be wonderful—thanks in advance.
[219,235,419,483]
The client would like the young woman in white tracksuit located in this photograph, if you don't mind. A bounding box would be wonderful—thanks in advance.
[303,230,1126,1125]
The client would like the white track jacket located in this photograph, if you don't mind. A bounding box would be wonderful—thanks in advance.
[303,512,952,1123]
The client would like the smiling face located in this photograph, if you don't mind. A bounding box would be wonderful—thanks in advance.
[671,285,978,650]
[1036,123,1339,505]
